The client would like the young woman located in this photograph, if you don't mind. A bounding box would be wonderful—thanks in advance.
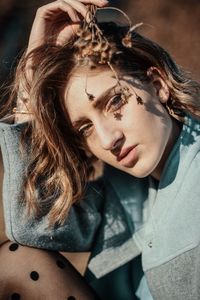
[0,0,200,299]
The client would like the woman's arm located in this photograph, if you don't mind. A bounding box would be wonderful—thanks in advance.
[0,121,104,251]
[0,0,109,251]
[14,0,108,123]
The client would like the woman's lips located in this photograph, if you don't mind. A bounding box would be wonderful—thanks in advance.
[117,146,138,167]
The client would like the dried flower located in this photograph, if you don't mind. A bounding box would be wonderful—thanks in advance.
[74,5,143,105]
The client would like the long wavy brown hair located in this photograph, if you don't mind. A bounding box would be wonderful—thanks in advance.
[1,23,200,225]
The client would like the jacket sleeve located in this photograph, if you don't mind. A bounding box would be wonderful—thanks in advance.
[0,121,104,252]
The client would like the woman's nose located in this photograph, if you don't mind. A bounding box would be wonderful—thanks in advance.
[96,122,124,151]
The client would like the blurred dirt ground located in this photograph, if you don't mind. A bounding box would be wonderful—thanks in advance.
[124,0,200,81]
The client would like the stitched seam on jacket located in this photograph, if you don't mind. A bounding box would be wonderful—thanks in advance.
[1,129,15,242]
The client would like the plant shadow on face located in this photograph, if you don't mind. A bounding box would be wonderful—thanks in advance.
[118,75,170,127]
[117,75,183,186]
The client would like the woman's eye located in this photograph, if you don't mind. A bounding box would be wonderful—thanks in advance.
[106,94,124,113]
[78,123,93,137]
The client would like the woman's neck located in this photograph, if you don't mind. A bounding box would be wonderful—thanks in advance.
[151,118,183,181]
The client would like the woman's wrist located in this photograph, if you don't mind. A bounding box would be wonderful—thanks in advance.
[14,89,33,124]
[0,90,31,124]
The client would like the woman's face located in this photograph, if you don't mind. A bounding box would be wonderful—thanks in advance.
[65,69,180,180]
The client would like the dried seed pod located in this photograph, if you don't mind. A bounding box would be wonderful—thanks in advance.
[101,41,110,51]
[86,92,95,101]
[88,60,97,69]
[99,55,108,64]
[81,48,91,57]
[101,51,109,59]
[92,42,102,52]
[81,30,93,41]
[91,41,98,47]
[122,33,132,48]
[76,28,83,37]
[74,39,88,49]
[136,95,143,105]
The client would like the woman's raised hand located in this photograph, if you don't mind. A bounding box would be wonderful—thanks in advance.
[27,0,108,53]
[15,0,108,124]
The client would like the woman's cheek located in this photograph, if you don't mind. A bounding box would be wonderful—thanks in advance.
[87,140,99,158]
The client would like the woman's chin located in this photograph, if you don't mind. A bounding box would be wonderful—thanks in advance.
[119,159,159,179]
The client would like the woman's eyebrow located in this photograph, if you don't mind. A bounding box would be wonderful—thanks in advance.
[72,84,119,128]
[92,84,118,109]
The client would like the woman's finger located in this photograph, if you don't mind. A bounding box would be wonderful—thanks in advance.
[61,0,108,26]
[37,0,87,20]
[67,0,109,8]
[36,0,108,23]
[55,0,109,20]
[55,23,80,45]
[59,2,81,23]
[78,0,109,6]
[28,0,109,51]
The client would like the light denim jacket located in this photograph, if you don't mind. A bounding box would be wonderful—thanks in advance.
[134,115,200,272]
[0,121,148,280]
[2,114,199,299]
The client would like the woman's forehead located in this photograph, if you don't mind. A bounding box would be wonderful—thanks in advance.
[65,67,136,100]
[64,69,119,118]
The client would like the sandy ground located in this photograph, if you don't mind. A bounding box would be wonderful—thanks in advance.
[0,150,89,275]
